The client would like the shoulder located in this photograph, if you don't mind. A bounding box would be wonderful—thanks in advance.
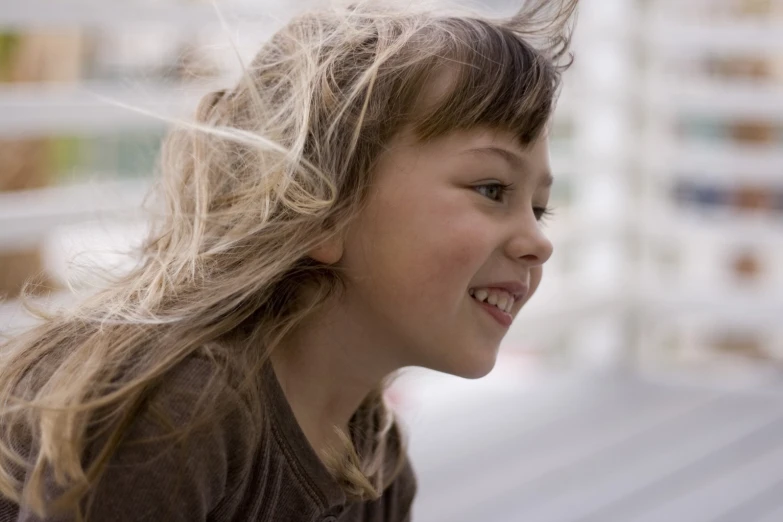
[5,352,266,521]
[82,354,263,520]
[129,353,261,455]
[126,352,263,469]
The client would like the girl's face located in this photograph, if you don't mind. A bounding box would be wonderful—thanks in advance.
[338,126,554,379]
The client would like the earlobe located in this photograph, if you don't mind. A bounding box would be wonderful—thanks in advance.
[308,236,344,265]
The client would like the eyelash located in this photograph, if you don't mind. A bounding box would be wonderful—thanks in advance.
[535,206,555,223]
[474,182,554,223]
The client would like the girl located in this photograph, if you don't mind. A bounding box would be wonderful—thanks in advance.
[0,1,576,520]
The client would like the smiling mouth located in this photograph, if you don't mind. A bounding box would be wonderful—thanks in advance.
[468,288,515,328]
[469,294,513,328]
[468,288,515,314]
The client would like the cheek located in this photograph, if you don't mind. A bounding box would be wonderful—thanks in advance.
[422,225,484,279]
[348,189,492,305]
[388,201,489,293]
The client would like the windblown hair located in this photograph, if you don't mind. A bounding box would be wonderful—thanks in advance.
[0,0,576,518]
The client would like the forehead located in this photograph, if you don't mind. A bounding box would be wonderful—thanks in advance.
[389,124,553,187]
[470,138,554,188]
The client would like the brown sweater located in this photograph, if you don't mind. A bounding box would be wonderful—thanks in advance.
[0,357,417,522]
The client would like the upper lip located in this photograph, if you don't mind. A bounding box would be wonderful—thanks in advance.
[471,281,528,301]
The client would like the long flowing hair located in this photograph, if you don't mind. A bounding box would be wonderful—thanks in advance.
[0,1,576,518]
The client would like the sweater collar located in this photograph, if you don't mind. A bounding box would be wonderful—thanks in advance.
[262,360,348,510]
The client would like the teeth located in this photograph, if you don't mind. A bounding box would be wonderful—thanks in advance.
[470,288,514,314]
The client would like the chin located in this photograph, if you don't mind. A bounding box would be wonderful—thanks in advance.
[432,345,500,380]
[456,362,497,380]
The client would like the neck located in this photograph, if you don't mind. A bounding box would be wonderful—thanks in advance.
[269,297,403,460]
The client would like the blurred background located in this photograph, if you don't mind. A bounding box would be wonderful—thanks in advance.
[1,0,783,521]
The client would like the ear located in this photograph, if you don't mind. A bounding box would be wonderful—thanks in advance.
[308,235,344,265]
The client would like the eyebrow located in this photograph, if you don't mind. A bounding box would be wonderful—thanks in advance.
[464,146,554,188]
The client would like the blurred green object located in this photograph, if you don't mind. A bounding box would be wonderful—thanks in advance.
[0,33,20,82]
[47,131,164,184]
[47,136,83,183]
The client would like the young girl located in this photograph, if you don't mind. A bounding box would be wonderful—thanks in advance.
[0,1,575,520]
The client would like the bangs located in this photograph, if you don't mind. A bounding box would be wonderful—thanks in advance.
[408,19,560,146]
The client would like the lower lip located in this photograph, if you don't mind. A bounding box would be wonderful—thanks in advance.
[471,297,513,328]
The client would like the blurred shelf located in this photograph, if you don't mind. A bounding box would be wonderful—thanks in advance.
[0,1,300,30]
[0,80,575,138]
[0,178,150,251]
[640,284,783,326]
[641,211,783,246]
[0,81,222,137]
[651,79,783,120]
[645,20,783,55]
[669,142,783,184]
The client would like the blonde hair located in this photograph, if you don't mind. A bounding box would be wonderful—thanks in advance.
[0,0,576,518]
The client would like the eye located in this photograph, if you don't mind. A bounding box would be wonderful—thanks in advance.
[474,182,513,202]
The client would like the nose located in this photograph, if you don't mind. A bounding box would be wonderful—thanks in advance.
[505,213,554,267]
